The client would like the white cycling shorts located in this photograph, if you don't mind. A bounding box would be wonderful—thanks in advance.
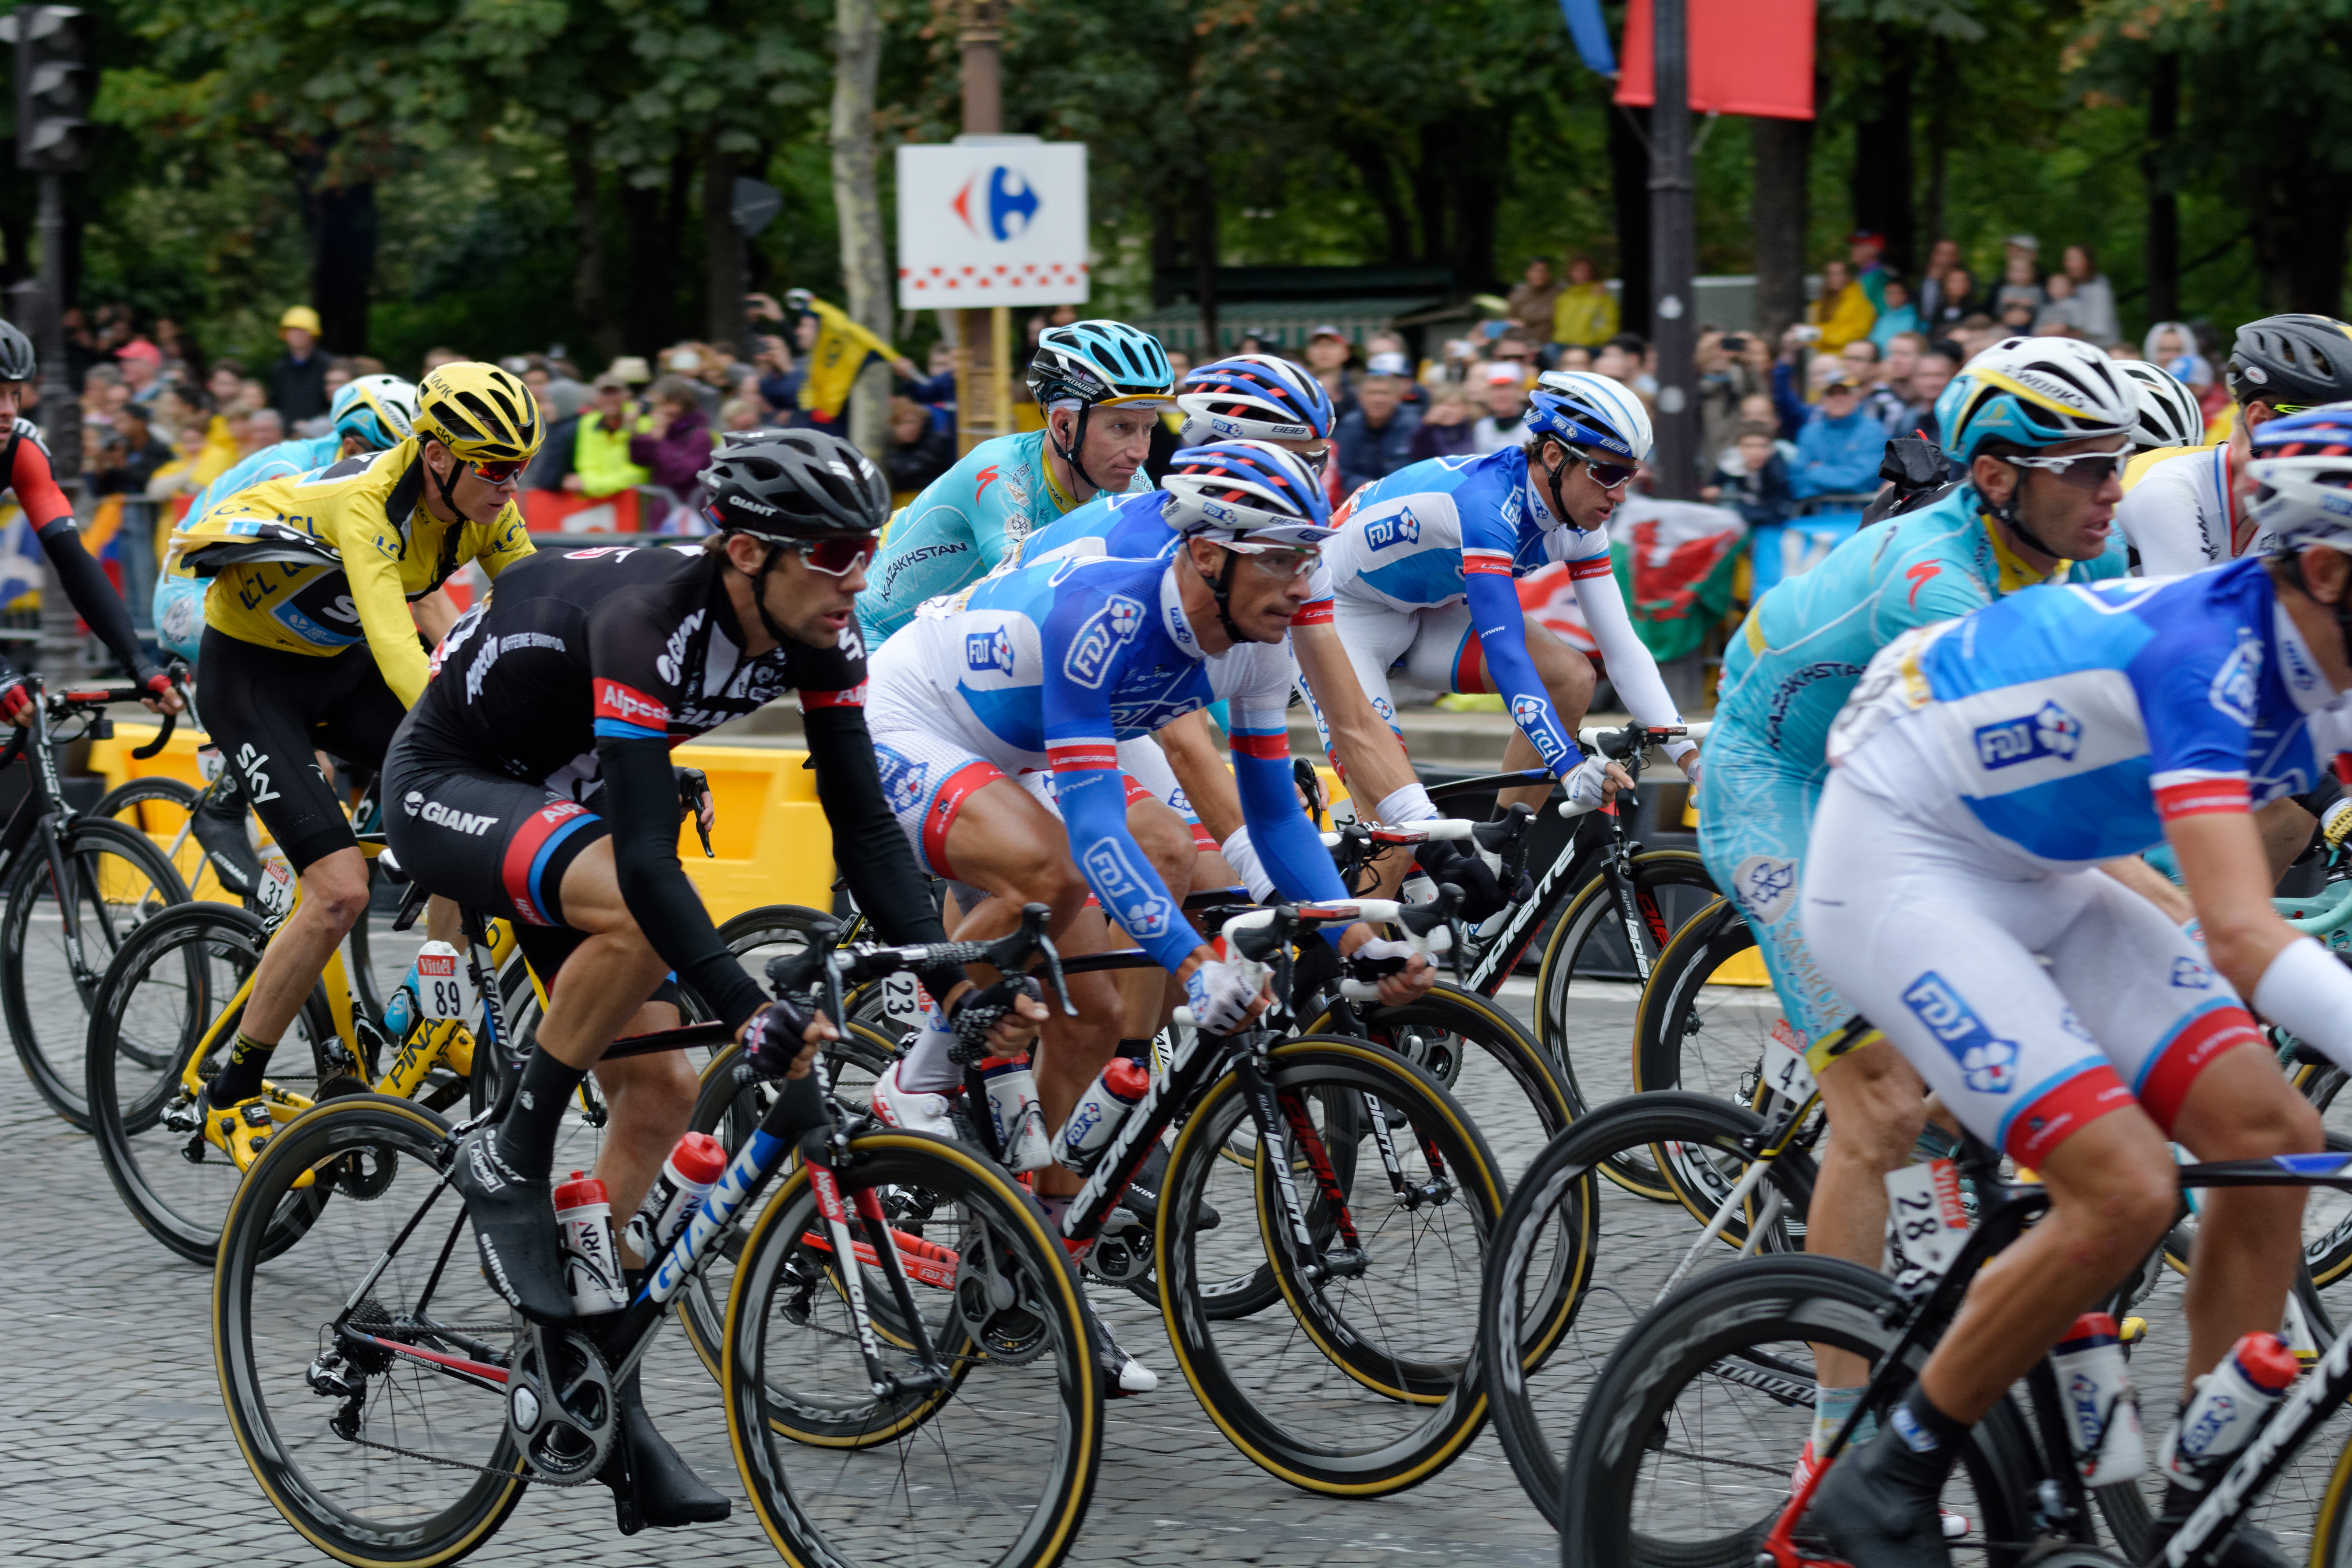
[1309,597,1483,743]
[1802,769,2263,1166]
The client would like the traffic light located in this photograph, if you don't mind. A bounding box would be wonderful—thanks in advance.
[9,5,92,174]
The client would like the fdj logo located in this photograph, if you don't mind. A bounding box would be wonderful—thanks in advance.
[873,745,929,814]
[1900,971,2020,1094]
[2210,639,2263,725]
[965,626,1015,677]
[1972,700,2082,770]
[1064,594,1145,689]
[1365,510,1422,551]
[1509,693,1566,765]
[1080,836,1172,938]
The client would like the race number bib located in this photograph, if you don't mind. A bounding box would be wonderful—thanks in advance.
[1884,1156,1970,1281]
[1759,1017,1818,1104]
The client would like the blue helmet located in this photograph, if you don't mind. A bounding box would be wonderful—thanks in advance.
[332,373,419,451]
[1939,337,2134,466]
[1524,370,1654,463]
[1176,354,1334,444]
[1026,320,1174,410]
[1161,440,1333,548]
[2245,403,2352,552]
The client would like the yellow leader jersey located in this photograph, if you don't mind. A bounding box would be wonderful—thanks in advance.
[166,439,534,707]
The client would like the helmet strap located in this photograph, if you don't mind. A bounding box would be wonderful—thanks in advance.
[426,446,465,523]
[742,540,799,650]
[1537,438,1579,530]
[1191,542,1249,644]
[1051,403,1102,497]
[1987,462,2065,563]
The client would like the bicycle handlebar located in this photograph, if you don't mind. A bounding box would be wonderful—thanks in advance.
[1174,888,1461,1026]
[765,900,1076,1020]
[1318,817,1477,850]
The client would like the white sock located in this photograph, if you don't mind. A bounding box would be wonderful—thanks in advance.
[896,1011,962,1094]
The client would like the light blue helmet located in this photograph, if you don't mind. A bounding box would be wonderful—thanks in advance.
[1939,337,2134,466]
[331,373,419,451]
[1525,370,1654,463]
[1026,320,1175,410]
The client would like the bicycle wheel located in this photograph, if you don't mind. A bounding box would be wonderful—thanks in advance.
[1158,1033,1506,1495]
[87,900,336,1263]
[1560,1254,2038,1568]
[1630,893,1789,1111]
[4,814,188,1127]
[1475,1091,1816,1527]
[96,774,251,905]
[677,1024,898,1379]
[1532,846,1717,1105]
[725,1129,1101,1568]
[216,1093,528,1568]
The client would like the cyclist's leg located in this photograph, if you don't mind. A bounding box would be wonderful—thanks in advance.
[2050,880,2321,1389]
[198,635,389,1110]
[1403,607,1594,814]
[1696,730,1927,1413]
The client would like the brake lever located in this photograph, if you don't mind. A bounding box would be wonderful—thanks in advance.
[676,766,713,858]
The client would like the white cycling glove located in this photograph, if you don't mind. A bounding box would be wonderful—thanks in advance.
[1678,747,1703,790]
[1218,825,1277,903]
[1561,755,1612,816]
[1184,958,1263,1033]
[1346,935,1418,980]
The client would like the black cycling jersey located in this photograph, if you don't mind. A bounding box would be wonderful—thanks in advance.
[396,543,960,1026]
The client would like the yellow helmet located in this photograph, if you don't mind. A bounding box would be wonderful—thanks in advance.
[413,362,543,463]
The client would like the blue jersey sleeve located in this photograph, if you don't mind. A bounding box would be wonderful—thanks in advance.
[1463,554,1583,781]
[1227,707,1350,915]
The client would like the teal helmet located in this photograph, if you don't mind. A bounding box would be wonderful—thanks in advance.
[1027,320,1174,492]
[332,373,419,451]
[1940,337,2134,466]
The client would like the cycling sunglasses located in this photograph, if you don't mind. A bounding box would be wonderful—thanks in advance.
[2004,449,2126,490]
[1570,449,1639,490]
[470,458,526,485]
[792,537,878,577]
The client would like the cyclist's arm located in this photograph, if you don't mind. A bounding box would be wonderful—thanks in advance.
[1155,709,1241,842]
[2114,470,2214,577]
[341,524,434,706]
[800,692,966,1004]
[1462,550,1587,783]
[14,434,155,681]
[1229,703,1351,911]
[1291,615,1429,820]
[597,732,767,1029]
[1563,551,1693,762]
[2167,799,2352,1065]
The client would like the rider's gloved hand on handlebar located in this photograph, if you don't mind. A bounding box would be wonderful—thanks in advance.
[0,675,32,727]
[1563,755,1635,815]
[1412,838,1528,924]
[741,993,838,1079]
[140,668,185,716]
[944,975,1049,1064]
[1183,956,1269,1033]
[1338,929,1436,1006]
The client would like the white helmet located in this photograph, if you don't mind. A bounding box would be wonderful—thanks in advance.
[1161,440,1334,549]
[331,373,419,451]
[1942,336,2136,465]
[2112,359,2206,452]
[1526,370,1655,463]
[1175,354,1335,445]
[2244,404,2352,552]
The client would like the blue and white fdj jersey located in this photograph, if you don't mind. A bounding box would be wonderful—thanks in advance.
[1828,557,2337,868]
[1319,446,1684,780]
[857,428,1151,646]
[864,552,1347,973]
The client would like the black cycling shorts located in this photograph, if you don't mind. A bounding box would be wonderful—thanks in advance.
[198,629,407,872]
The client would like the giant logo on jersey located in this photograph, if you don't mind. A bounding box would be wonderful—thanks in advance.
[1365,510,1421,551]
[873,745,930,814]
[2211,638,2263,726]
[966,626,1016,677]
[1901,971,2018,1094]
[1972,700,2083,770]
[1065,594,1145,689]
[1080,835,1173,938]
[1508,693,1568,767]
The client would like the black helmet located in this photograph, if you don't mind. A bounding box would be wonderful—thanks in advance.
[698,428,889,541]
[2227,313,2352,408]
[0,319,35,383]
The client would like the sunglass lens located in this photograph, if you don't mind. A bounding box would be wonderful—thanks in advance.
[1590,461,1636,488]
[803,539,876,575]
[474,461,522,483]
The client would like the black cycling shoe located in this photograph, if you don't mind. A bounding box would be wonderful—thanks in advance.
[2147,1480,2293,1567]
[448,1129,574,1324]
[1120,1144,1219,1232]
[1806,1422,1956,1568]
[599,1365,729,1530]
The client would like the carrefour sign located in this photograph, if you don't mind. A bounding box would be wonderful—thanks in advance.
[897,140,1089,309]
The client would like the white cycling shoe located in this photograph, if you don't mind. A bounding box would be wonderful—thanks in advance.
[1083,1302,1160,1396]
[872,1060,960,1139]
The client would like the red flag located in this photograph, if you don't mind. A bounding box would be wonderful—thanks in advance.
[1615,0,1815,120]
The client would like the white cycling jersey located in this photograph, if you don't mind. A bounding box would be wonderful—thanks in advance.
[2114,442,2263,575]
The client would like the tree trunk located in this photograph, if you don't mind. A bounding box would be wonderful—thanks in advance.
[2142,53,2180,326]
[1749,113,1811,345]
[1150,192,1181,310]
[1336,133,1413,265]
[1608,103,1651,338]
[704,145,743,348]
[2260,171,2352,317]
[568,145,621,362]
[1450,108,1512,291]
[309,181,376,354]
[0,148,33,288]
[1920,39,1951,247]
[1847,25,1916,275]
[831,0,891,459]
[621,155,691,356]
[1412,121,1449,267]
[1189,170,1220,354]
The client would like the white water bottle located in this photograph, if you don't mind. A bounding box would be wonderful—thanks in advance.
[2160,1331,2299,1484]
[2050,1312,2145,1485]
[1054,1058,1152,1173]
[552,1171,628,1315]
[979,1056,1053,1172]
[622,1132,727,1261]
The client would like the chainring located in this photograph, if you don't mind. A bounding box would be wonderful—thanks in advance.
[505,1323,616,1485]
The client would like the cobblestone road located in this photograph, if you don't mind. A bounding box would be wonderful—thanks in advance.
[4,932,1617,1568]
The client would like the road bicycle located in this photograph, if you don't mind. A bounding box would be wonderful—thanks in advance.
[2,673,191,1127]
[1558,1102,2352,1566]
[213,906,1099,1568]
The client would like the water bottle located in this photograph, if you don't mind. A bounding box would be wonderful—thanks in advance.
[2159,1331,2300,1484]
[622,1132,728,1261]
[1054,1058,1152,1173]
[980,1055,1053,1172]
[552,1171,628,1315]
[2050,1312,2146,1485]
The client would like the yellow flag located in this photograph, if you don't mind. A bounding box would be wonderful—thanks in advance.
[798,296,896,423]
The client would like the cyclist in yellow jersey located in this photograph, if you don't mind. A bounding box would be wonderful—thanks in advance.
[164,361,541,1167]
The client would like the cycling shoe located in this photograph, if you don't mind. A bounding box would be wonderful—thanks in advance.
[1119,1143,1219,1232]
[449,1129,574,1324]
[1080,1300,1158,1396]
[601,1364,729,1529]
[1807,1422,1955,1568]
[2148,1482,2292,1568]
